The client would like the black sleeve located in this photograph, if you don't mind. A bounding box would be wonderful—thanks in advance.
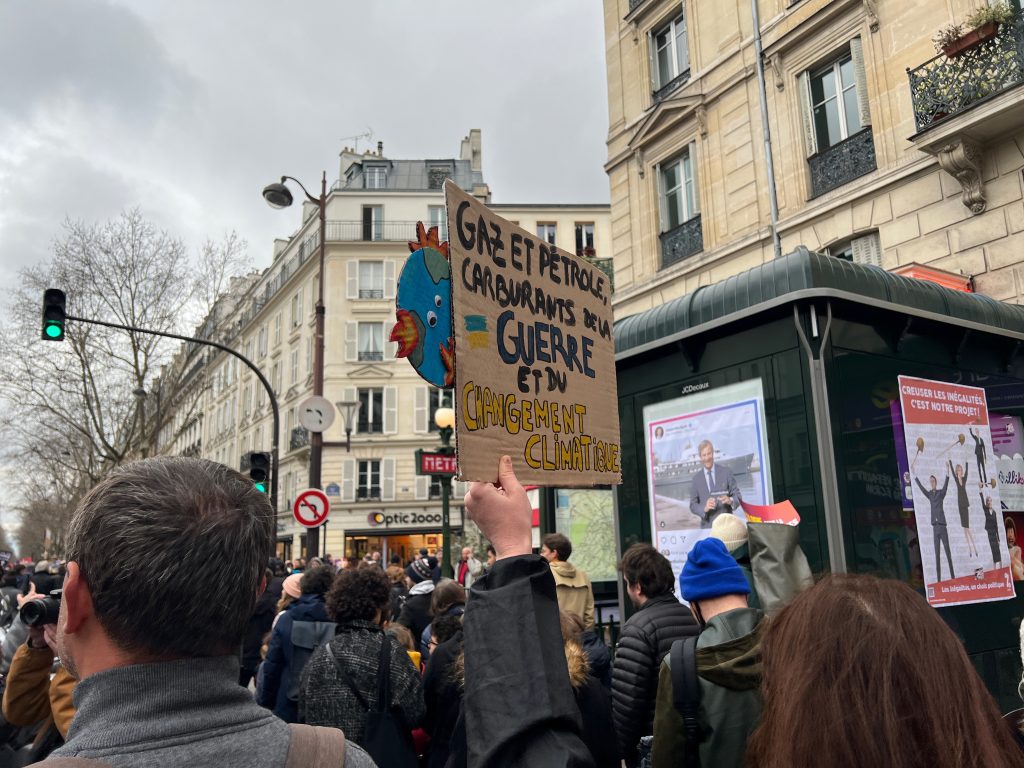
[462,555,594,768]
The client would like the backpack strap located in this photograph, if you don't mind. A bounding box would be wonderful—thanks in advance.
[25,760,112,767]
[286,723,347,768]
[671,635,703,768]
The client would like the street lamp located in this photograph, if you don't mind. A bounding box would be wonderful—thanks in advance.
[264,171,328,559]
[335,400,361,451]
[434,405,455,578]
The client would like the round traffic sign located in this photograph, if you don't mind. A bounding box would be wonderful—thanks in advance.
[298,396,336,433]
[293,489,330,528]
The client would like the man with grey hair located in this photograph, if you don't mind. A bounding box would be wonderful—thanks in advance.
[31,457,374,767]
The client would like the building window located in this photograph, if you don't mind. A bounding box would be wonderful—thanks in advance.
[810,55,862,150]
[290,291,303,328]
[358,388,384,433]
[273,313,282,346]
[358,322,384,362]
[290,348,299,385]
[659,150,698,232]
[258,326,267,358]
[362,205,384,241]
[800,40,875,198]
[574,223,595,257]
[537,223,557,245]
[428,388,453,433]
[650,15,689,95]
[429,476,443,500]
[826,231,881,267]
[359,261,384,299]
[357,460,382,500]
[364,166,387,189]
[428,205,448,241]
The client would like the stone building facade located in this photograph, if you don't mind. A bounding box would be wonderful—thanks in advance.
[603,0,1024,316]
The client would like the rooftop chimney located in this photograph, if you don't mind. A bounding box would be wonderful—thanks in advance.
[377,140,383,156]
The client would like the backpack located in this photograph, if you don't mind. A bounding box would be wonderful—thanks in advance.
[670,635,704,768]
[288,620,337,702]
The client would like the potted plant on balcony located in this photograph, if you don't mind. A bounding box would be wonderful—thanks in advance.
[933,2,1015,58]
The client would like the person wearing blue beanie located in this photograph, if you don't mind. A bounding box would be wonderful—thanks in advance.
[679,537,750,609]
[652,536,766,767]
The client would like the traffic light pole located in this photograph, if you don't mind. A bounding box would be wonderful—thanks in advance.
[63,313,281,522]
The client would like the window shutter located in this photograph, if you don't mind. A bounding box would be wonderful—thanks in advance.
[415,386,428,434]
[648,30,659,92]
[797,71,818,157]
[384,259,397,300]
[345,321,357,363]
[342,458,356,502]
[347,260,358,300]
[688,141,700,215]
[385,320,397,360]
[416,476,429,501]
[849,37,871,127]
[383,386,398,434]
[655,163,668,233]
[382,458,396,501]
[852,231,882,267]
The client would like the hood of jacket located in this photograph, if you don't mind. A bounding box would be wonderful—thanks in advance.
[549,560,587,585]
[286,593,328,622]
[409,579,435,596]
[695,606,764,692]
[564,640,590,690]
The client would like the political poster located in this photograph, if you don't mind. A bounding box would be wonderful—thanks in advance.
[445,181,621,485]
[643,379,772,591]
[991,412,1024,512]
[897,375,1014,607]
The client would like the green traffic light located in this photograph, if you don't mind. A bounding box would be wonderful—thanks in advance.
[44,321,63,339]
[254,482,267,493]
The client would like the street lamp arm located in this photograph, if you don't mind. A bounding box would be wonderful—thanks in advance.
[280,175,323,205]
[65,312,281,520]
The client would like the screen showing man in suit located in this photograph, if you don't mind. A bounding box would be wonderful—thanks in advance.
[689,439,741,527]
[643,379,773,598]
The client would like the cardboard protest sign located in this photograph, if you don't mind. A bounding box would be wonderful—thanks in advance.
[445,181,621,485]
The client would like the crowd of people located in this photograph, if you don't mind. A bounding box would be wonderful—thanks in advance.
[0,454,1020,767]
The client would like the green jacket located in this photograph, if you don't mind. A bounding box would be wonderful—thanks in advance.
[651,607,765,768]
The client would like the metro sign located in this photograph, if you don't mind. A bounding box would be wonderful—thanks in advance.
[416,450,457,476]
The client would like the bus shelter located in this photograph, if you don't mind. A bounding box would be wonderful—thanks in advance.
[613,247,1024,709]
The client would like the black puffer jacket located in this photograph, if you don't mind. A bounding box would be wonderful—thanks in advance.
[611,592,699,764]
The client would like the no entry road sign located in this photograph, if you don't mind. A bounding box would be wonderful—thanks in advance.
[293,488,330,528]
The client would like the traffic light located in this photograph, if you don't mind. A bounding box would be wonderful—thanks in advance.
[41,289,66,341]
[247,451,271,494]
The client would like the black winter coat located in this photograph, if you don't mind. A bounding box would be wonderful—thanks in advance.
[611,593,698,764]
[397,590,433,652]
[422,630,464,768]
[241,580,280,669]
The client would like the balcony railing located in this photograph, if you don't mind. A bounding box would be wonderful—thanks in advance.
[358,351,384,362]
[324,220,424,242]
[357,486,382,501]
[654,69,691,103]
[289,426,309,451]
[807,128,877,199]
[908,18,1024,132]
[357,420,383,434]
[660,215,703,269]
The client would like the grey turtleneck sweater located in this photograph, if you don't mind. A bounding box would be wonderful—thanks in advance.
[40,656,374,767]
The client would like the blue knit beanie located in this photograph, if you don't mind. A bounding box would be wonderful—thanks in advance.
[680,537,750,602]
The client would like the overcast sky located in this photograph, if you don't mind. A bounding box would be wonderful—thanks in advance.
[0,0,610,286]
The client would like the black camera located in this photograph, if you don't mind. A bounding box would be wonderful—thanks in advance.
[20,589,62,627]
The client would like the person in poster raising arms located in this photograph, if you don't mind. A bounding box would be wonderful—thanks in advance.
[914,470,954,582]
[949,461,979,559]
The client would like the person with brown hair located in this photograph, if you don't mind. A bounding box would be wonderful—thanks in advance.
[747,573,1024,768]
[541,532,595,630]
[420,579,466,662]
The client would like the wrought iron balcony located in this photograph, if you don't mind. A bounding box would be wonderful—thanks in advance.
[654,69,691,103]
[324,220,424,242]
[357,486,381,501]
[659,215,703,269]
[908,18,1024,132]
[628,0,647,10]
[289,426,309,451]
[807,128,877,199]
